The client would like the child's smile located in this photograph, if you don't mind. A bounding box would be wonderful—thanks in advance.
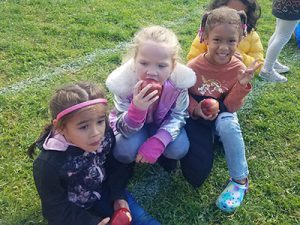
[205,23,240,65]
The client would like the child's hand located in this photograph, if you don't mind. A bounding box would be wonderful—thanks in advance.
[136,137,165,163]
[135,153,151,164]
[133,80,159,110]
[98,217,110,225]
[112,200,131,225]
[110,208,132,225]
[194,102,219,121]
[113,199,129,211]
[238,59,262,86]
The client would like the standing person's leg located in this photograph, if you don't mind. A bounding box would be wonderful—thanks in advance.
[267,27,276,47]
[113,127,148,163]
[260,19,299,82]
[273,19,300,73]
[264,19,298,71]
[266,25,289,73]
[126,192,161,225]
[180,118,214,187]
[214,112,249,212]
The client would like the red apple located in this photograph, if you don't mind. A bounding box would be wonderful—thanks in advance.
[201,98,219,116]
[110,208,132,225]
[141,79,162,97]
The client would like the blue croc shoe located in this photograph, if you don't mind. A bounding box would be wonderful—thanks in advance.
[216,178,249,213]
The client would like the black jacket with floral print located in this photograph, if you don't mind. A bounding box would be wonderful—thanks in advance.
[33,126,133,225]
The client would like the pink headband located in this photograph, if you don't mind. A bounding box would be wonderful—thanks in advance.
[55,98,107,121]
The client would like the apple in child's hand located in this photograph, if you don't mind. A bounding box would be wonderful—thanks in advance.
[201,98,219,116]
[141,79,162,97]
[110,208,132,225]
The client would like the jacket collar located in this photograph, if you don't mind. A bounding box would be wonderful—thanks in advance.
[43,131,104,153]
[43,131,75,151]
[106,58,196,97]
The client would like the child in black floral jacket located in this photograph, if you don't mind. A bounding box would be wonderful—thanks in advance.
[28,82,161,225]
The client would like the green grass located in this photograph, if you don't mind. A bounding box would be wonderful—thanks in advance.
[0,0,299,224]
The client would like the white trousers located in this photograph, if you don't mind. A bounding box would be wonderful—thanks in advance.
[263,18,299,71]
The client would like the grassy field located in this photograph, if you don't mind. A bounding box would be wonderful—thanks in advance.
[0,0,299,224]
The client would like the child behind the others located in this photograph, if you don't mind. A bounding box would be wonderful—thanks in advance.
[106,26,196,167]
[187,0,264,68]
[259,0,300,82]
[181,7,261,213]
[28,82,161,225]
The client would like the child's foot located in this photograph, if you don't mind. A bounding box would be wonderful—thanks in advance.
[274,60,289,73]
[259,69,287,82]
[216,178,249,213]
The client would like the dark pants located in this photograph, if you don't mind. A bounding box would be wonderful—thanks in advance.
[180,117,214,187]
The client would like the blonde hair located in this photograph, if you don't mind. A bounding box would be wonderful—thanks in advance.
[124,25,181,63]
[200,7,247,41]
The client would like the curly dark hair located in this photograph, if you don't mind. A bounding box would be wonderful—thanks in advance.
[200,7,247,42]
[208,0,261,33]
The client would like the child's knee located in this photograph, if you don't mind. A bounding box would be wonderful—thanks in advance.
[164,147,188,160]
[181,163,211,187]
[180,151,213,187]
[216,112,241,134]
[113,148,136,163]
[164,129,190,159]
[164,141,189,160]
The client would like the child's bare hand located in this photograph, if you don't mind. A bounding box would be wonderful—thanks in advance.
[98,217,110,225]
[135,153,150,164]
[113,199,129,211]
[132,80,159,110]
[238,59,262,86]
[194,102,219,121]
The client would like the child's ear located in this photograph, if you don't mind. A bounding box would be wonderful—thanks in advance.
[202,33,208,44]
[53,119,64,134]
[204,37,209,45]
[52,119,58,129]
[172,61,177,71]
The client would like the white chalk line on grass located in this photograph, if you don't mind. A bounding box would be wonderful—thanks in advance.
[0,42,128,95]
[0,7,203,96]
[0,7,202,202]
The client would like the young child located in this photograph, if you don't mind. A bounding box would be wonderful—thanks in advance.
[106,25,196,167]
[28,82,161,225]
[181,7,261,213]
[187,0,264,68]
